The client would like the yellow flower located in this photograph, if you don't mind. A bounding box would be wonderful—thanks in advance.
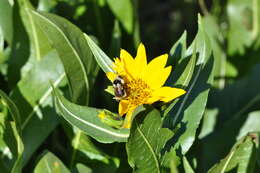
[106,43,186,128]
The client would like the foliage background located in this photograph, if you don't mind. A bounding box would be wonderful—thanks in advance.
[0,0,260,173]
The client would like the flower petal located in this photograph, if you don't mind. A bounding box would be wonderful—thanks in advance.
[135,43,147,77]
[142,54,169,84]
[118,100,129,116]
[120,49,136,79]
[106,72,117,82]
[144,66,172,89]
[152,86,186,103]
[145,54,168,73]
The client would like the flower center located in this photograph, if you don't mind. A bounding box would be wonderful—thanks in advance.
[125,78,152,106]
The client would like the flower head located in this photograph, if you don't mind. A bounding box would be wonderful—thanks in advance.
[106,43,186,128]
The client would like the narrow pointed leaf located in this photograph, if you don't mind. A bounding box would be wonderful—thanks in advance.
[107,0,133,33]
[30,10,94,105]
[85,34,114,73]
[53,87,129,143]
[0,90,24,173]
[208,134,257,173]
[164,15,214,154]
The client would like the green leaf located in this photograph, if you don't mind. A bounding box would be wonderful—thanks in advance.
[76,163,92,173]
[200,16,226,89]
[237,111,260,139]
[163,42,196,120]
[30,10,95,105]
[0,0,13,44]
[10,51,65,165]
[198,108,218,139]
[34,151,70,173]
[227,0,254,55]
[109,20,121,57]
[183,157,195,173]
[85,34,114,73]
[0,90,24,173]
[53,87,129,143]
[69,128,120,168]
[126,109,173,172]
[208,134,257,173]
[107,0,133,33]
[7,1,31,87]
[164,15,214,154]
[169,31,187,65]
[0,90,21,129]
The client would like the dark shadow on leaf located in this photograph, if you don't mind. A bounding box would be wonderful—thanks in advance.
[7,2,30,88]
[163,55,214,129]
[167,55,192,88]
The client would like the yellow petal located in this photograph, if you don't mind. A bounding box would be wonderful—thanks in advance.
[120,49,136,78]
[118,100,129,116]
[142,54,169,83]
[152,87,186,103]
[144,54,168,74]
[144,66,172,89]
[106,72,117,82]
[135,43,147,76]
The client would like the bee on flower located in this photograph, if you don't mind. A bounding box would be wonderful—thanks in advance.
[106,43,186,128]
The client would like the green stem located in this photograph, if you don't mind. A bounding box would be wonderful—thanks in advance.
[70,131,81,168]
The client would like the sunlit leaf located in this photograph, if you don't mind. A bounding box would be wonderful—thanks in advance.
[208,134,257,173]
[53,87,129,143]
[34,151,70,173]
[10,51,65,165]
[107,0,133,33]
[164,15,214,154]
[0,90,24,173]
[30,10,97,105]
[126,109,173,172]
[85,34,114,73]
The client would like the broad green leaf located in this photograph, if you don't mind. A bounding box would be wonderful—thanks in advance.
[69,128,119,168]
[53,87,129,143]
[237,111,260,139]
[10,51,65,165]
[208,134,257,173]
[85,34,114,73]
[126,109,173,172]
[227,0,253,55]
[30,10,95,105]
[199,68,260,172]
[34,151,70,173]
[7,1,30,87]
[183,157,195,173]
[200,16,226,89]
[198,108,218,139]
[0,0,13,44]
[169,31,187,65]
[208,64,260,126]
[76,163,92,173]
[107,0,133,33]
[17,0,52,62]
[163,42,196,121]
[37,0,57,12]
[164,15,214,154]
[0,90,24,173]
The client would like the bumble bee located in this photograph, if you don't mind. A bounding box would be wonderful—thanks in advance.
[113,76,127,100]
